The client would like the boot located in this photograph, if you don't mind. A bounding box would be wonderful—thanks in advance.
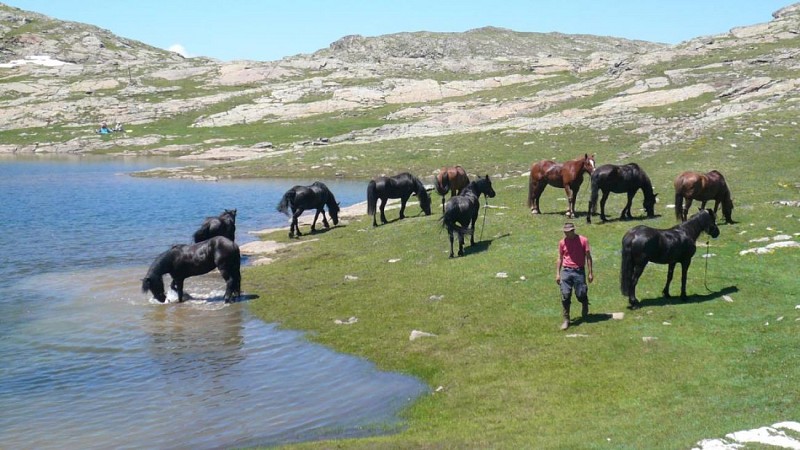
[560,301,571,331]
[580,298,589,319]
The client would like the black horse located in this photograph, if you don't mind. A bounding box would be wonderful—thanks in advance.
[620,209,720,309]
[193,209,237,242]
[587,163,657,223]
[142,236,241,304]
[277,181,340,238]
[441,175,496,258]
[366,172,432,227]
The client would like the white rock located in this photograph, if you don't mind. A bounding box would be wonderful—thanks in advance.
[722,295,734,302]
[495,272,508,278]
[344,275,359,281]
[409,330,437,341]
[612,312,625,320]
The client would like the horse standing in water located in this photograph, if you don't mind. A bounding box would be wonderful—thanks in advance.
[193,209,237,242]
[528,154,596,218]
[277,181,340,238]
[620,209,720,309]
[142,236,241,303]
[434,166,470,213]
[587,163,657,223]
[366,172,432,227]
[441,175,496,258]
[674,170,734,224]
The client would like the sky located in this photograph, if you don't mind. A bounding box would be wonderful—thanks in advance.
[4,1,794,61]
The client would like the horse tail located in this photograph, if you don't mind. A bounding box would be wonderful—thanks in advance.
[620,233,635,297]
[527,170,536,209]
[366,180,377,216]
[435,171,449,196]
[674,190,684,221]
[277,189,294,215]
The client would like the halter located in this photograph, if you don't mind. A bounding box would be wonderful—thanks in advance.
[479,193,489,241]
[703,238,712,292]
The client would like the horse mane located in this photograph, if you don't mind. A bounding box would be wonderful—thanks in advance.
[679,209,713,238]
[324,185,340,213]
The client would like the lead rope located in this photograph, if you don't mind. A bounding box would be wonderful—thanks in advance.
[479,194,489,241]
[703,238,712,292]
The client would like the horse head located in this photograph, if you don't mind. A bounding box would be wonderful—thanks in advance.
[329,202,341,226]
[643,192,658,218]
[415,178,432,216]
[704,209,720,238]
[142,276,166,303]
[481,175,496,198]
[583,153,596,174]
[223,209,237,222]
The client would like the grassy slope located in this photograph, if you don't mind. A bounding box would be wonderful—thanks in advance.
[246,111,800,448]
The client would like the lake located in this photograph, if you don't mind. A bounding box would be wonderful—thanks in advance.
[0,155,427,449]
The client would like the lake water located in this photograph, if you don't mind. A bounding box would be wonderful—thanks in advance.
[0,155,427,449]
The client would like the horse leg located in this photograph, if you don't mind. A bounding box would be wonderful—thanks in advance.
[219,267,240,303]
[292,209,304,237]
[321,210,330,228]
[311,210,321,232]
[379,198,388,224]
[663,263,675,298]
[564,186,575,218]
[448,229,455,258]
[682,198,693,221]
[679,260,691,301]
[457,230,465,257]
[174,278,185,302]
[531,182,545,214]
[600,190,610,222]
[622,191,635,220]
[399,195,408,220]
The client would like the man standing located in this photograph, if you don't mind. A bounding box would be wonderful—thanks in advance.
[556,222,593,330]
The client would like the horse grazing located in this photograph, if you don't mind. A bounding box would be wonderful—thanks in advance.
[441,175,496,258]
[587,163,657,223]
[528,154,596,218]
[674,170,734,224]
[142,236,241,304]
[620,209,720,309]
[366,172,432,227]
[277,181,340,238]
[434,166,470,213]
[193,209,237,243]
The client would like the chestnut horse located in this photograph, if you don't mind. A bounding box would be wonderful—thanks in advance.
[674,170,734,224]
[434,166,470,213]
[528,154,596,218]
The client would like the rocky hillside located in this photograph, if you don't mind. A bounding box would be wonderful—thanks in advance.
[1,1,800,174]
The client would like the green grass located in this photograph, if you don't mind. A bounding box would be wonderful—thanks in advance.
[243,110,800,448]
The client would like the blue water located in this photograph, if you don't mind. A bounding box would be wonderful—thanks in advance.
[0,155,427,449]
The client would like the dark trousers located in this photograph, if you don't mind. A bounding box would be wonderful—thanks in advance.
[560,267,588,305]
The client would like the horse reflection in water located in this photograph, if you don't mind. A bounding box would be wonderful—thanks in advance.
[145,303,246,377]
[620,209,720,309]
[441,175,496,258]
[142,236,241,304]
[193,209,237,242]
[277,181,340,238]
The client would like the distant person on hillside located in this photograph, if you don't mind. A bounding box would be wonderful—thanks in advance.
[112,122,124,132]
[555,222,593,330]
[97,122,111,134]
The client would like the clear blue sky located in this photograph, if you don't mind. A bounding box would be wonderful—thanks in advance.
[4,1,793,61]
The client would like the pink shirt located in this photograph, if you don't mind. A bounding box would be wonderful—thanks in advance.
[559,235,590,269]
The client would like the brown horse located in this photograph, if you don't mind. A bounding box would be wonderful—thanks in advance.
[673,170,734,224]
[528,154,596,218]
[434,166,470,213]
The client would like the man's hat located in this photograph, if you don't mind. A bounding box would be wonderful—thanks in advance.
[563,222,576,232]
